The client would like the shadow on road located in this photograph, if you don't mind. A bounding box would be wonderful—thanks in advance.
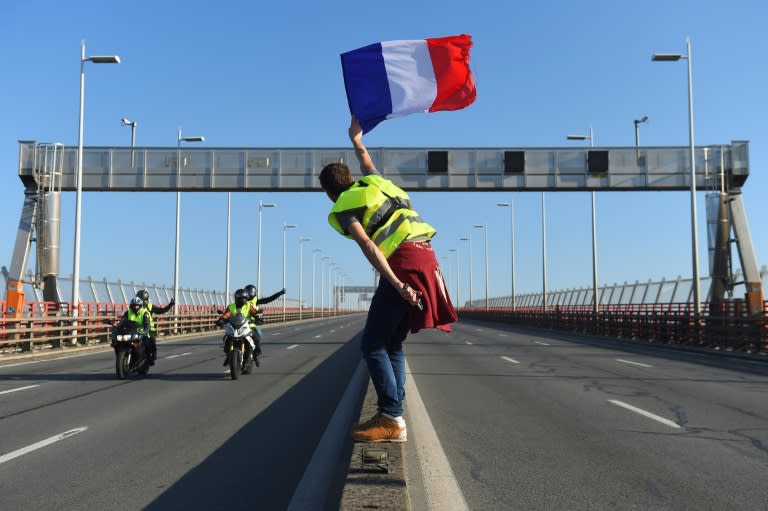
[144,333,364,511]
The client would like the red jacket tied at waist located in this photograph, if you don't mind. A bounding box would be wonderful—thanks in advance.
[388,241,457,333]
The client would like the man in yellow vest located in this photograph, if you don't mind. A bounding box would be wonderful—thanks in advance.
[112,296,151,346]
[136,290,174,366]
[216,288,260,366]
[319,116,457,443]
[243,284,286,360]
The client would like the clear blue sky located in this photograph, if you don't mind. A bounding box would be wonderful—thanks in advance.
[2,0,766,305]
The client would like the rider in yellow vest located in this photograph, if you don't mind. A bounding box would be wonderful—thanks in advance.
[216,289,260,366]
[242,284,285,357]
[112,297,151,346]
[136,290,174,366]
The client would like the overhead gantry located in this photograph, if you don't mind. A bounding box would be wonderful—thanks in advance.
[4,140,761,317]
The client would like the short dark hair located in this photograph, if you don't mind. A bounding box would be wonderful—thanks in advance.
[319,163,355,197]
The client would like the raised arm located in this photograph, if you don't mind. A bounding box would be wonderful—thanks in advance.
[349,116,376,175]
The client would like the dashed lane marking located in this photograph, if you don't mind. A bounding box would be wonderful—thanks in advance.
[616,358,653,368]
[0,427,88,465]
[287,344,299,350]
[501,356,520,364]
[608,399,681,429]
[0,384,40,396]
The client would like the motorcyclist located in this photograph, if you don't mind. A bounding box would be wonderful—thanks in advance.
[113,297,151,349]
[242,284,286,360]
[136,289,175,366]
[216,289,259,366]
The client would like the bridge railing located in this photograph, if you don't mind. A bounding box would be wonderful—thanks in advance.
[0,302,357,357]
[459,301,768,354]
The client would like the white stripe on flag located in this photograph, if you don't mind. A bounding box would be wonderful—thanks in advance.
[382,39,437,119]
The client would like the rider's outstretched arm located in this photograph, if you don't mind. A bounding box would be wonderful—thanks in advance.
[256,288,286,305]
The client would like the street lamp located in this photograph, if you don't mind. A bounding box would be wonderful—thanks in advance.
[174,128,205,313]
[298,236,311,319]
[322,256,331,316]
[459,235,473,308]
[120,117,137,168]
[496,201,516,311]
[653,37,701,318]
[225,192,231,300]
[312,248,322,315]
[72,40,120,316]
[282,222,296,318]
[257,200,276,293]
[566,126,599,315]
[541,192,548,312]
[449,248,459,308]
[474,224,489,311]
[634,115,649,158]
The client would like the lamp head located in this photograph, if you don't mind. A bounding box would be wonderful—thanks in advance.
[652,53,683,62]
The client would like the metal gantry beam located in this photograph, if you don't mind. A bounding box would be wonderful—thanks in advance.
[17,141,749,192]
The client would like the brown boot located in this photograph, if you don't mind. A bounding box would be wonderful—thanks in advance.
[351,412,382,432]
[350,414,406,443]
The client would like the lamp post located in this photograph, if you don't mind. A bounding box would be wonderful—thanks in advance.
[541,192,548,312]
[496,201,516,311]
[120,117,137,168]
[474,224,489,311]
[653,37,701,318]
[460,235,473,308]
[449,248,459,307]
[257,200,277,293]
[634,115,649,159]
[224,192,231,300]
[322,256,331,316]
[282,222,296,319]
[566,127,599,315]
[298,236,311,319]
[312,248,322,315]
[72,41,120,317]
[174,128,205,314]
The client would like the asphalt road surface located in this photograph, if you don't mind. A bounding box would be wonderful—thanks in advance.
[2,316,767,510]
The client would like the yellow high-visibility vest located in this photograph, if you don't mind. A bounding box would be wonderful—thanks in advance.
[328,174,436,257]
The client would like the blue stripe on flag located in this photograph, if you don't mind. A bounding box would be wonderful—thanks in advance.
[341,43,393,133]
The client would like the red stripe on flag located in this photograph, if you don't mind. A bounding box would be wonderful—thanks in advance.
[425,34,477,113]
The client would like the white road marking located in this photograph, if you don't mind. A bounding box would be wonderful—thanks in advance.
[406,360,470,510]
[0,427,88,465]
[498,333,508,337]
[314,335,321,339]
[165,352,192,359]
[329,329,336,333]
[465,341,473,345]
[0,384,40,396]
[608,399,681,429]
[287,344,299,350]
[534,341,550,346]
[0,360,40,369]
[616,358,653,368]
[501,356,520,364]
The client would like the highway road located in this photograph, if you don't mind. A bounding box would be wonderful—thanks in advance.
[0,316,364,511]
[2,316,767,510]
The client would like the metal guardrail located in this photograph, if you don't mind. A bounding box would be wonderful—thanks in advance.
[0,306,357,357]
[460,302,768,354]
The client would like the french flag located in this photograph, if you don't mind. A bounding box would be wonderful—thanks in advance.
[341,34,477,133]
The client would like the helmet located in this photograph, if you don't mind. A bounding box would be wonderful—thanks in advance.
[136,289,149,303]
[129,296,143,312]
[234,289,248,308]
[244,284,257,300]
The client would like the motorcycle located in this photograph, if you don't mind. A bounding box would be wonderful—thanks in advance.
[222,313,257,380]
[111,321,151,379]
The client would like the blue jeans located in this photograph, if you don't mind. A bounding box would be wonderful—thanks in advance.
[361,279,410,417]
